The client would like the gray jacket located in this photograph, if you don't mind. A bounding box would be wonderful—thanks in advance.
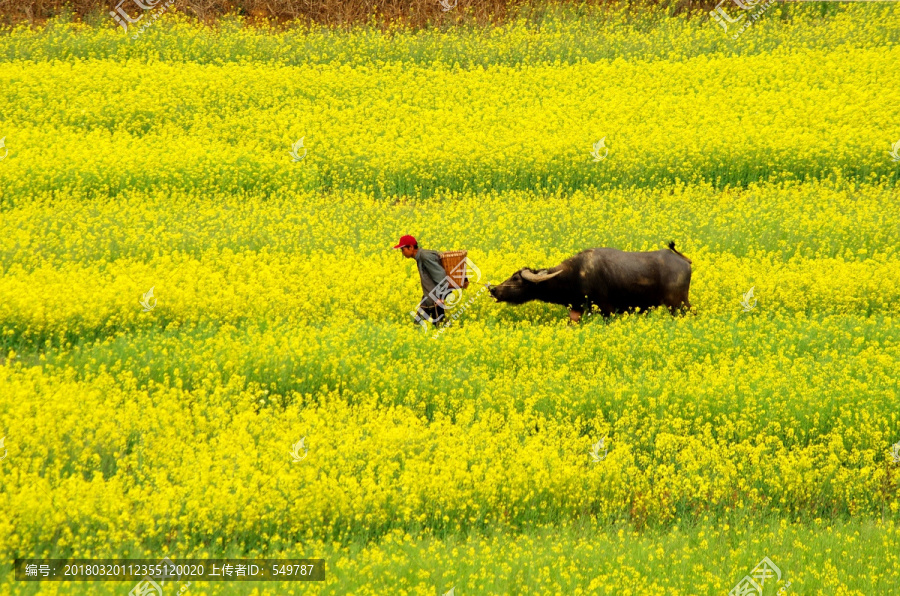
[415,248,449,307]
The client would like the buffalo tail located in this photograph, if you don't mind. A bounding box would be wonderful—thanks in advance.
[666,240,692,264]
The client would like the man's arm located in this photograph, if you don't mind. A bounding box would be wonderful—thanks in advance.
[419,252,449,305]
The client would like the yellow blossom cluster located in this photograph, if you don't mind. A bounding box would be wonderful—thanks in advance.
[1,180,898,578]
[1,7,899,201]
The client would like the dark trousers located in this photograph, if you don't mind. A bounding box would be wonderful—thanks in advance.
[424,303,446,327]
[417,302,446,328]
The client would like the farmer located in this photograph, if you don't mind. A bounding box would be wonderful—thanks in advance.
[393,234,451,328]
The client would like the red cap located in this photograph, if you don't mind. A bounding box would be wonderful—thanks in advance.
[393,234,417,249]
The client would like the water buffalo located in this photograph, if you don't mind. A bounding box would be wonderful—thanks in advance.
[488,242,692,322]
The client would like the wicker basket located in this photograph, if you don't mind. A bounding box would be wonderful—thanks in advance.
[439,250,468,289]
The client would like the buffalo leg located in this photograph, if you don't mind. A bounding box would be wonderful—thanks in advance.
[666,297,691,316]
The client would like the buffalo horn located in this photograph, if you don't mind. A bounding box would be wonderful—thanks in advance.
[520,268,563,283]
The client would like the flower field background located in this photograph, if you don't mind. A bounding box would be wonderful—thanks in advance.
[1,2,900,594]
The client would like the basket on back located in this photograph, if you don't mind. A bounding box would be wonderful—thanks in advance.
[439,250,468,289]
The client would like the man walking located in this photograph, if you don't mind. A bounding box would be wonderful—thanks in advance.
[393,234,450,328]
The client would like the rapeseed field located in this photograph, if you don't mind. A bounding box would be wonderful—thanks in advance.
[1,2,899,594]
